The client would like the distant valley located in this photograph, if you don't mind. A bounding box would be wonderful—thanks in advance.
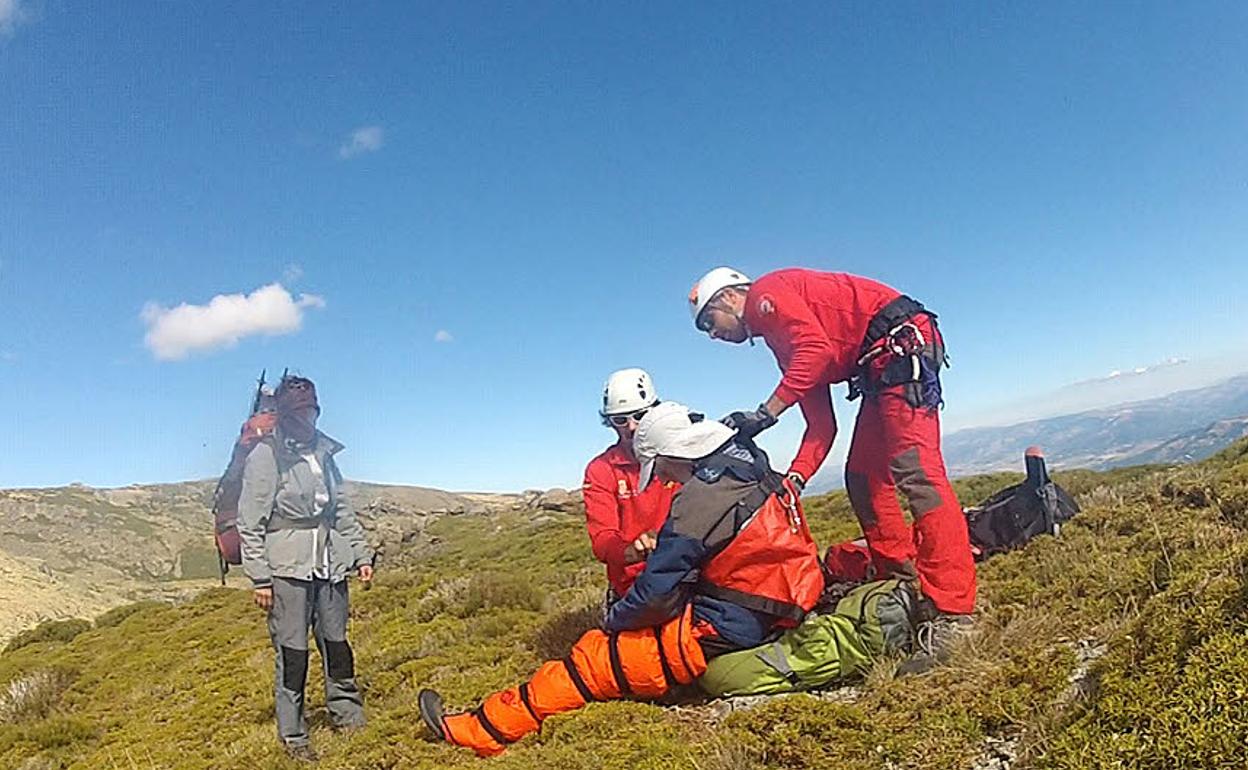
[941,373,1248,475]
[0,478,579,643]
[800,373,1248,493]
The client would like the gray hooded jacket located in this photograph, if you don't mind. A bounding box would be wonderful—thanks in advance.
[237,432,374,587]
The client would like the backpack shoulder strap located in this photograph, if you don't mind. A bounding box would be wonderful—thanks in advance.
[756,641,801,685]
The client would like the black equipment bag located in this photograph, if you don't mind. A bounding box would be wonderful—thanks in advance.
[964,449,1080,559]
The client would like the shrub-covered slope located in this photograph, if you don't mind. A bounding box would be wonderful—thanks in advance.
[3,443,1247,769]
[0,480,489,646]
[0,480,482,578]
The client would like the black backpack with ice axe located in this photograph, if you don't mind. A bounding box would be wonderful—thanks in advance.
[964,447,1080,560]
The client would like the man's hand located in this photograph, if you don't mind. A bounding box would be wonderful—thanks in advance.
[358,564,374,584]
[623,531,658,564]
[786,471,807,493]
[253,587,273,611]
[721,403,778,438]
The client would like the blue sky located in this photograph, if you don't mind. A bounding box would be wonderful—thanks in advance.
[2,2,1246,491]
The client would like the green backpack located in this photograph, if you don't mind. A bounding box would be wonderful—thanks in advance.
[698,579,917,697]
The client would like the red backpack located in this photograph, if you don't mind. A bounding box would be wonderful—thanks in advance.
[210,371,280,582]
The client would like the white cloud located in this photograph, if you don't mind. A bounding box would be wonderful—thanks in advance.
[0,0,28,36]
[142,283,325,361]
[283,263,304,284]
[338,125,384,159]
[433,329,454,343]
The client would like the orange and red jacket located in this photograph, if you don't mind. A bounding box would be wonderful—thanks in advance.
[582,442,679,596]
[604,441,824,650]
[695,475,824,629]
[743,268,901,481]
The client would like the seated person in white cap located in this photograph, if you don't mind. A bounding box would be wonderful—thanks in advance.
[419,402,823,756]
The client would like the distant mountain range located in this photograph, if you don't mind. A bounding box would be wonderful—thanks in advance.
[1123,415,1248,466]
[941,374,1248,475]
[801,373,1248,493]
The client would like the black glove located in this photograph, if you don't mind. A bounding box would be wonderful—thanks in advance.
[721,404,778,438]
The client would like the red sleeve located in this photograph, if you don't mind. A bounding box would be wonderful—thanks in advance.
[582,458,628,568]
[750,277,837,406]
[789,385,837,481]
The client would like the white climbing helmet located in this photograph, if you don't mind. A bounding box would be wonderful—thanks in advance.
[688,267,751,329]
[600,368,660,417]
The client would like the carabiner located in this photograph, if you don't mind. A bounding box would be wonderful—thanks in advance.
[780,479,802,533]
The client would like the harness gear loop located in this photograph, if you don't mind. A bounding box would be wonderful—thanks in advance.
[886,321,925,357]
[856,320,925,367]
[847,295,946,408]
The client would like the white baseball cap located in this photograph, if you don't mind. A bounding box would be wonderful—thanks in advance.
[634,401,737,489]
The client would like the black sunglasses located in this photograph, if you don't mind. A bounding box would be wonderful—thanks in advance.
[608,409,650,427]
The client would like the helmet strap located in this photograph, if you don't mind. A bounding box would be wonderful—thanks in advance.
[740,312,754,346]
[726,306,754,346]
[708,289,755,345]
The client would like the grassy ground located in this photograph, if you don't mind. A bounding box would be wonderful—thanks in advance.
[2,442,1247,769]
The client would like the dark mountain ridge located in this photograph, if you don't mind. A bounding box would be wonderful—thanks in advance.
[941,373,1248,475]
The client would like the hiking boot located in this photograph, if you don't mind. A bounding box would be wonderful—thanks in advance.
[284,743,319,763]
[897,613,974,676]
[418,688,449,742]
[331,721,365,736]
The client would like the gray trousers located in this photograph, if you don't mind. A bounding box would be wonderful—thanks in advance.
[268,577,365,746]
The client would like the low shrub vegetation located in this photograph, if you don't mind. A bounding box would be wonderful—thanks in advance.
[93,600,170,630]
[4,620,92,654]
[1,441,1247,768]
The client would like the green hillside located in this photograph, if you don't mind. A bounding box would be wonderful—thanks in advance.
[3,442,1247,770]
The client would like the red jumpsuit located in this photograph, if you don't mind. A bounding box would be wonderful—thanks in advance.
[743,268,976,614]
[582,442,678,596]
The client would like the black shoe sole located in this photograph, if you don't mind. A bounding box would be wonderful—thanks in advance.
[418,689,448,742]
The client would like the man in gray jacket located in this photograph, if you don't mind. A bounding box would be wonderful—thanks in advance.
[238,375,375,762]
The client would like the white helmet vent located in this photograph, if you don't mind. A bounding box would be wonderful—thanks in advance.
[600,368,660,417]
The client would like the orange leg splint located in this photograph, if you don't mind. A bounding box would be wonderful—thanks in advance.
[442,606,708,756]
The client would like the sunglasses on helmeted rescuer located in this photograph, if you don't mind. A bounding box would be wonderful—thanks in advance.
[608,409,649,427]
[696,310,714,333]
